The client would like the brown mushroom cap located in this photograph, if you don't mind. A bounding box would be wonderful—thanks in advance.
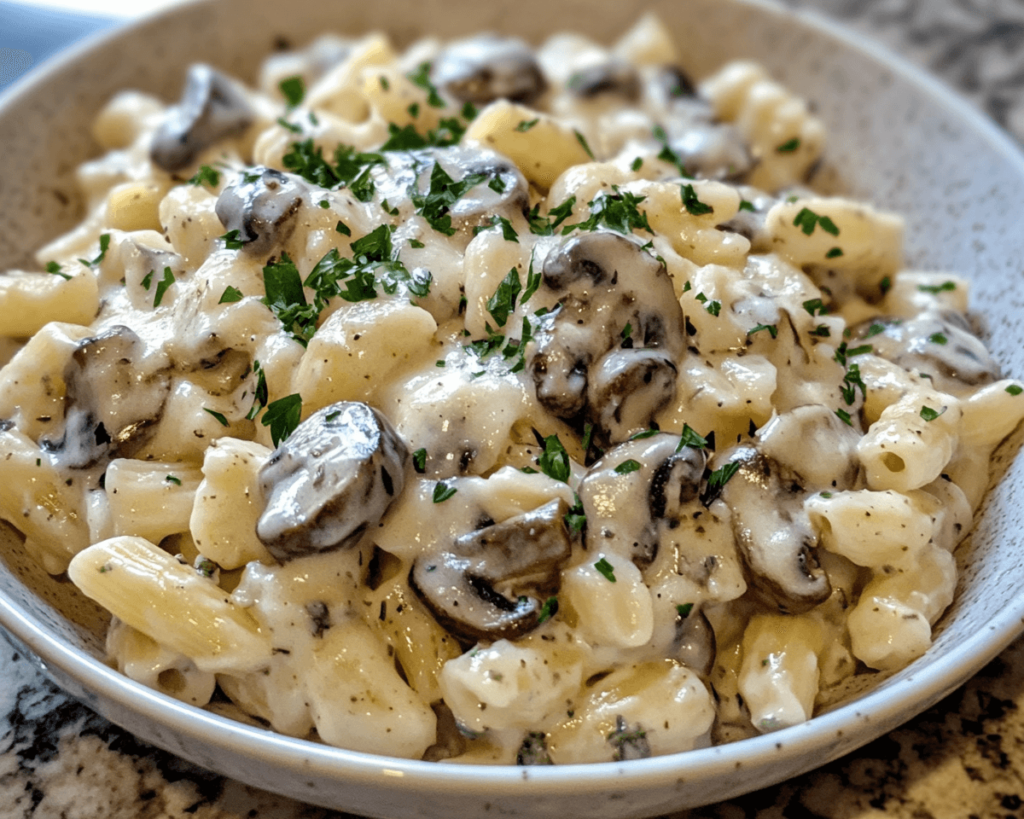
[41,326,171,469]
[150,64,254,173]
[529,232,685,443]
[256,402,409,562]
[431,34,547,106]
[215,168,310,256]
[410,498,572,643]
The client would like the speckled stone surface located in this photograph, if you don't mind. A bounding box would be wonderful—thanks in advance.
[3,1,1024,817]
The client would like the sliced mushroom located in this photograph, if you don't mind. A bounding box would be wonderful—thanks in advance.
[851,310,1001,393]
[41,326,171,469]
[431,34,547,106]
[653,65,697,101]
[529,232,685,442]
[719,445,831,614]
[667,123,753,181]
[373,146,529,227]
[649,445,705,520]
[215,168,311,256]
[150,64,255,173]
[566,60,640,101]
[719,186,777,246]
[673,605,716,679]
[256,402,409,562]
[756,404,861,491]
[410,498,571,643]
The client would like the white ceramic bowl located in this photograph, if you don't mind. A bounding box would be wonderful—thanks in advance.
[2,1,1024,816]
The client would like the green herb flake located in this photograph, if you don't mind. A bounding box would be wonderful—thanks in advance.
[140,270,153,289]
[408,62,446,108]
[748,323,778,339]
[594,557,616,583]
[738,199,756,212]
[45,261,71,281]
[574,129,595,159]
[631,156,644,172]
[220,229,246,250]
[630,428,660,440]
[705,300,722,317]
[825,246,844,259]
[432,480,458,503]
[678,423,709,451]
[165,475,182,486]
[486,268,523,328]
[77,233,111,269]
[276,117,303,134]
[188,164,222,188]
[564,494,586,535]
[614,459,642,475]
[802,298,828,317]
[412,448,427,473]
[515,118,539,132]
[335,220,351,237]
[917,280,957,294]
[880,275,892,296]
[700,461,741,506]
[153,267,175,307]
[407,101,421,119]
[279,75,305,108]
[537,596,559,625]
[920,405,946,422]
[929,332,949,345]
[219,285,243,304]
[204,408,229,427]
[676,602,693,618]
[776,137,801,153]
[538,434,571,483]
[681,183,713,216]
[835,408,853,426]
[473,215,519,243]
[1006,384,1023,396]
[793,207,840,237]
[561,188,652,236]
[810,324,831,337]
[262,394,303,446]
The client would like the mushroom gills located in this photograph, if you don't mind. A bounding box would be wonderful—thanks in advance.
[431,34,547,105]
[410,498,572,643]
[256,401,409,562]
[150,64,255,173]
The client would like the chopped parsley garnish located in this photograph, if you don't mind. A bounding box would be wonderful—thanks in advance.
[521,253,542,305]
[652,125,689,177]
[45,261,71,281]
[581,422,595,453]
[793,207,839,236]
[678,423,709,451]
[407,62,446,108]
[335,220,351,236]
[141,270,153,289]
[188,165,222,188]
[279,75,305,108]
[486,268,522,328]
[515,118,539,132]
[630,428,660,440]
[738,199,756,212]
[538,434,571,483]
[246,359,269,421]
[527,196,577,235]
[614,459,642,475]
[917,280,957,294]
[594,557,616,582]
[78,233,111,269]
[487,176,508,194]
[215,286,242,305]
[864,322,886,338]
[574,129,595,159]
[1007,384,1023,396]
[802,298,828,317]
[840,362,866,406]
[700,461,740,507]
[220,229,246,250]
[432,480,457,503]
[621,322,632,341]
[920,405,946,422]
[748,323,778,339]
[412,162,488,236]
[704,300,722,317]
[565,494,586,535]
[929,332,948,345]
[153,267,175,307]
[165,475,182,486]
[473,215,519,243]
[676,602,693,618]
[409,238,425,249]
[835,408,853,425]
[880,276,892,296]
[407,102,420,119]
[276,117,303,134]
[810,324,831,337]
[379,75,390,91]
[562,188,653,235]
[262,394,303,446]
[204,408,229,427]
[825,247,844,259]
[681,183,713,216]
[262,253,319,345]
[537,596,559,624]
[631,156,644,172]
[412,448,427,473]
[776,137,801,153]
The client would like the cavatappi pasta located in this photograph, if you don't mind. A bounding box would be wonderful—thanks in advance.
[1,13,1021,764]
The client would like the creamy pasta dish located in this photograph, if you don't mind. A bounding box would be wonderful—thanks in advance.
[1,14,1022,765]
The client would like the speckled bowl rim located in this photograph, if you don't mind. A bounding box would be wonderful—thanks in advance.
[1,0,1024,813]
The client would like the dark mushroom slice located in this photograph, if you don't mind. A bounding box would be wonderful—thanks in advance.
[410,498,572,643]
[431,34,547,106]
[215,168,311,256]
[566,60,640,101]
[653,65,698,101]
[150,64,255,173]
[719,445,831,614]
[256,402,409,562]
[673,604,716,679]
[41,326,171,469]
[851,310,1001,393]
[719,187,777,246]
[649,445,705,520]
[528,232,685,441]
[667,123,754,181]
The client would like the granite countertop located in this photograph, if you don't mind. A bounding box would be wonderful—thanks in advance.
[3,1,1024,817]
